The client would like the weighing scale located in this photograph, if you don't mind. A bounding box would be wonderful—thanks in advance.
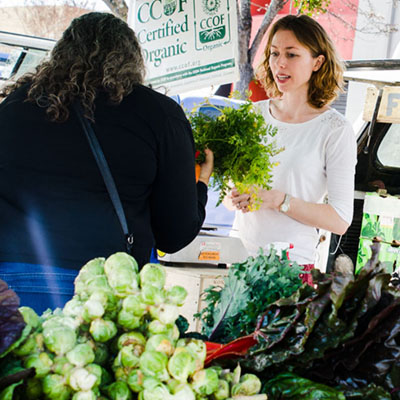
[157,225,249,267]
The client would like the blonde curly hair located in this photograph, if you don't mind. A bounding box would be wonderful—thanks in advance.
[256,14,344,108]
[0,12,145,122]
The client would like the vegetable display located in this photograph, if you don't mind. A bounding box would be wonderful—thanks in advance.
[197,248,304,343]
[0,252,266,400]
[227,244,400,399]
[188,98,282,208]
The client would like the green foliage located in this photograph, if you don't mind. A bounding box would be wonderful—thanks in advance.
[188,98,281,206]
[239,243,400,399]
[292,0,331,16]
[0,281,27,358]
[264,372,346,399]
[197,248,304,342]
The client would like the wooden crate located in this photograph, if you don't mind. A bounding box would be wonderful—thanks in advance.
[164,265,228,332]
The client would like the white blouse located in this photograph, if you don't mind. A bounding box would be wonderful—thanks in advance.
[231,99,357,265]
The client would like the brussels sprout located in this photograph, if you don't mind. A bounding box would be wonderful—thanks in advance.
[169,324,180,342]
[139,350,170,382]
[42,374,71,400]
[82,298,105,321]
[213,379,230,400]
[150,304,180,325]
[176,339,206,371]
[167,378,181,393]
[53,356,74,376]
[93,342,109,365]
[141,382,171,400]
[24,352,53,378]
[147,320,169,336]
[117,331,146,350]
[84,276,113,299]
[43,315,80,331]
[122,295,147,317]
[170,384,196,400]
[231,373,262,396]
[19,306,40,329]
[114,366,130,382]
[145,334,174,357]
[13,334,38,357]
[85,363,103,387]
[167,347,196,382]
[34,332,44,350]
[147,321,179,342]
[75,258,112,299]
[114,345,141,369]
[141,285,165,305]
[117,309,141,330]
[68,367,98,391]
[63,297,84,318]
[191,368,219,396]
[139,263,166,289]
[71,390,97,400]
[104,252,139,275]
[66,343,95,367]
[104,381,133,400]
[166,286,187,306]
[89,318,117,343]
[77,258,106,280]
[127,369,145,392]
[25,377,43,400]
[104,253,139,296]
[142,376,162,390]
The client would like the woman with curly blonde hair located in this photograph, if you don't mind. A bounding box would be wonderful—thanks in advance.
[229,15,356,283]
[0,12,213,312]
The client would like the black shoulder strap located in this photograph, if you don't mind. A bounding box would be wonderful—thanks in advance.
[72,101,134,254]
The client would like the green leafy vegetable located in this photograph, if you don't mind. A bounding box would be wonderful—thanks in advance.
[264,372,346,399]
[236,244,400,399]
[0,280,26,357]
[188,97,281,206]
[197,248,304,342]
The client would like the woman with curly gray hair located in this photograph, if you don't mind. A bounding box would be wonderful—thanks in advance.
[0,12,213,313]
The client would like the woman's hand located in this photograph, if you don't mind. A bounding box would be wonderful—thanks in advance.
[258,189,285,210]
[230,187,284,213]
[230,188,252,213]
[198,149,214,186]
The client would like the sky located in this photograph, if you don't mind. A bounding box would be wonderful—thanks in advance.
[0,0,109,9]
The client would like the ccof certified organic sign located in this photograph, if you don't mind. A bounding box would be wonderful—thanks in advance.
[128,0,239,94]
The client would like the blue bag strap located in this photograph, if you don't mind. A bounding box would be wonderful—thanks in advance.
[72,101,134,254]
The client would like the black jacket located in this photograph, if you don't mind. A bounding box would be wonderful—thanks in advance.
[0,83,207,269]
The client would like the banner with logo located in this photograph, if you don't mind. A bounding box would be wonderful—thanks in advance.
[128,0,239,95]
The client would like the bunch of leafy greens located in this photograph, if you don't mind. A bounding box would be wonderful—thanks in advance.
[188,97,281,207]
[196,248,304,343]
[232,243,400,399]
[0,280,34,394]
[0,279,26,357]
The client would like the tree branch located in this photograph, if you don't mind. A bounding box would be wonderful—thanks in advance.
[249,0,289,63]
[238,0,252,65]
[101,0,128,20]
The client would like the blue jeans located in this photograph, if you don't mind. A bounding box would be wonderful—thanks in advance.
[0,262,78,315]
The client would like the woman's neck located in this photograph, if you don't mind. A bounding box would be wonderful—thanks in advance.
[270,94,328,124]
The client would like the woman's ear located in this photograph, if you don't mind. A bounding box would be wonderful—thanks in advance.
[313,55,325,71]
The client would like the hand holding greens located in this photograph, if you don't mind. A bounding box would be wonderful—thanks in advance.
[188,98,282,208]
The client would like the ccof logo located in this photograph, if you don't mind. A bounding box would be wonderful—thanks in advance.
[202,0,221,15]
[163,0,177,16]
